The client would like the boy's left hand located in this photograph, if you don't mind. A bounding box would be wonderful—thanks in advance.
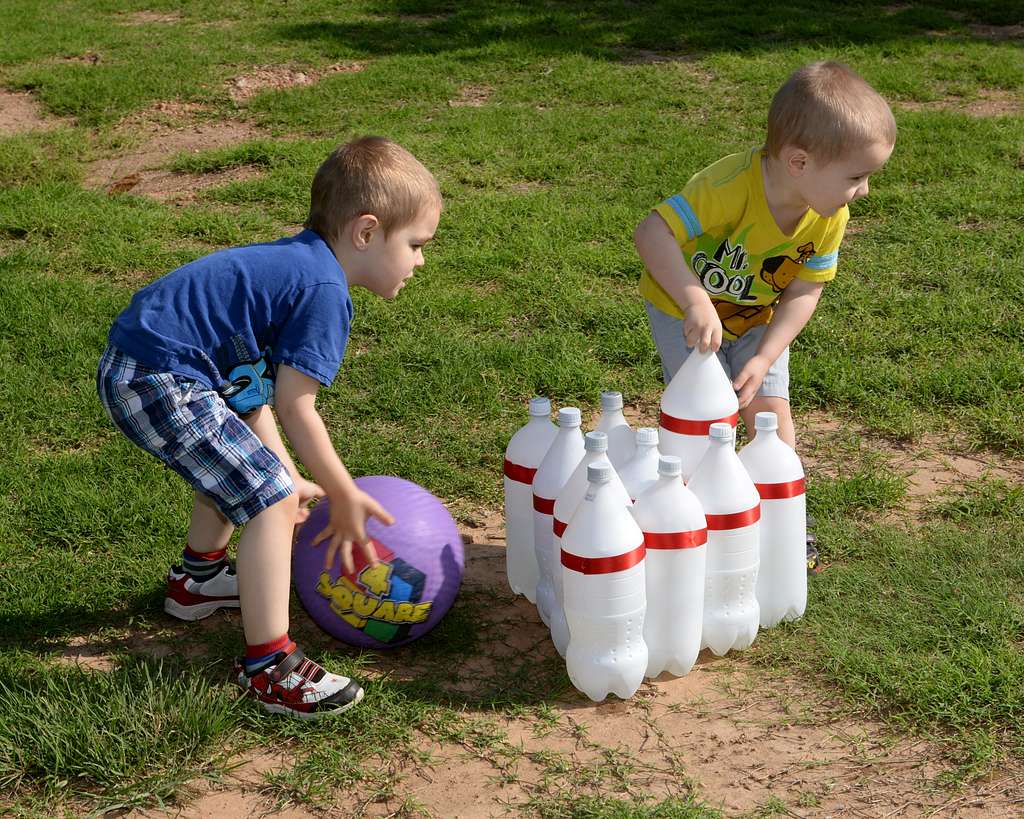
[295,477,324,525]
[732,354,772,408]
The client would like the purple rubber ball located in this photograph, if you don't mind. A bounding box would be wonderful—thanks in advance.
[293,476,465,649]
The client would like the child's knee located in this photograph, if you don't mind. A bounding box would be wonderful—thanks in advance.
[749,395,791,420]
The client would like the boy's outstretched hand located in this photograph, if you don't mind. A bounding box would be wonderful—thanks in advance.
[312,486,395,575]
[732,354,772,408]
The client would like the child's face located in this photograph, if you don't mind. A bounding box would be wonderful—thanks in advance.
[799,140,894,217]
[363,203,441,299]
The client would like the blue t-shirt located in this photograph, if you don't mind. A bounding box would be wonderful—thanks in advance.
[109,230,353,390]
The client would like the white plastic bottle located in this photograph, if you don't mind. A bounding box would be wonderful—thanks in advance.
[551,432,632,657]
[659,349,739,481]
[562,462,648,701]
[533,407,585,627]
[632,455,707,678]
[595,391,636,470]
[687,423,761,656]
[618,427,661,503]
[738,411,807,627]
[504,397,558,602]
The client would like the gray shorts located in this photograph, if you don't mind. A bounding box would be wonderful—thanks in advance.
[644,301,790,400]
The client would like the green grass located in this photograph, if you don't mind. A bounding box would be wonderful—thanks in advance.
[0,655,239,808]
[1,0,1022,814]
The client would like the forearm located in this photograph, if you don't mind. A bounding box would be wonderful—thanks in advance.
[275,403,356,498]
[634,212,711,312]
[756,281,824,363]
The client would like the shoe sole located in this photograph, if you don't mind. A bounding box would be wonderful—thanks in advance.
[164,597,240,621]
[256,686,365,720]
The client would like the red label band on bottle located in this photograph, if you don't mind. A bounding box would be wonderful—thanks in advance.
[704,504,760,531]
[553,517,568,538]
[643,528,708,550]
[659,411,739,436]
[755,477,806,500]
[533,494,555,515]
[561,543,645,574]
[504,459,537,486]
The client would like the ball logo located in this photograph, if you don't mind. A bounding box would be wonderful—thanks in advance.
[315,537,434,644]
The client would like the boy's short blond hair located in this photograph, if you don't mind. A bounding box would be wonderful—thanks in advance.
[766,61,896,163]
[305,136,441,245]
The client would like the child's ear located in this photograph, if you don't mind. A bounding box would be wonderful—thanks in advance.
[782,146,809,177]
[352,214,380,249]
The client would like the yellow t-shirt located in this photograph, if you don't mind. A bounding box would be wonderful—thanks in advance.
[640,147,848,340]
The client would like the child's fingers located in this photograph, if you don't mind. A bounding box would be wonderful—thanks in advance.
[710,323,723,352]
[359,538,380,567]
[699,324,714,353]
[341,539,355,575]
[370,501,396,527]
[312,526,330,547]
[323,535,339,570]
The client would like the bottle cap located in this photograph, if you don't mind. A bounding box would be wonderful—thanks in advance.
[528,397,551,417]
[754,411,778,431]
[709,422,734,442]
[557,407,581,428]
[658,455,682,477]
[600,391,623,411]
[584,431,608,452]
[587,462,612,484]
[636,427,658,446]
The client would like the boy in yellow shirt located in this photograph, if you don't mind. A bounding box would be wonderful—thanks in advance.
[635,61,896,570]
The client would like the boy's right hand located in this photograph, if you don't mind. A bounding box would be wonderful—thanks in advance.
[312,487,396,575]
[681,296,723,353]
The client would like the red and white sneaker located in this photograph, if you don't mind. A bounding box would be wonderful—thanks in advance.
[236,646,364,720]
[164,563,240,621]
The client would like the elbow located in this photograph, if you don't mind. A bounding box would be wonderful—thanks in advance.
[633,217,652,254]
[274,396,314,433]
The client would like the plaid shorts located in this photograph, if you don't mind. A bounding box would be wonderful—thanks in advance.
[96,345,294,526]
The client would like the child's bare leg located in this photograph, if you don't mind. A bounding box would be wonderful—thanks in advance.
[236,491,299,645]
[188,492,234,553]
[741,396,796,449]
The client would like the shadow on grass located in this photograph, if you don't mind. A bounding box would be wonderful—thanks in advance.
[276,0,1019,61]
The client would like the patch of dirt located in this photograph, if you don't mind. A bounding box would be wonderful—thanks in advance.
[895,88,1023,117]
[799,410,1024,517]
[85,101,263,203]
[117,11,183,25]
[448,83,493,108]
[131,750,319,819]
[618,51,716,84]
[968,24,1024,42]
[0,89,73,135]
[61,51,102,64]
[226,62,366,104]
[617,49,696,65]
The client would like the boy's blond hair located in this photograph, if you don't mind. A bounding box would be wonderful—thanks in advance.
[305,136,441,245]
[766,61,896,163]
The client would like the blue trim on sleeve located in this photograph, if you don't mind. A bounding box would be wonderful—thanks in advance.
[805,251,838,270]
[666,195,703,240]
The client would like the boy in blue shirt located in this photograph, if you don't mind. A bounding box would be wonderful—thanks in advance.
[98,136,442,719]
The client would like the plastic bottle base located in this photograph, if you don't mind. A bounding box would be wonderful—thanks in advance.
[701,622,758,656]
